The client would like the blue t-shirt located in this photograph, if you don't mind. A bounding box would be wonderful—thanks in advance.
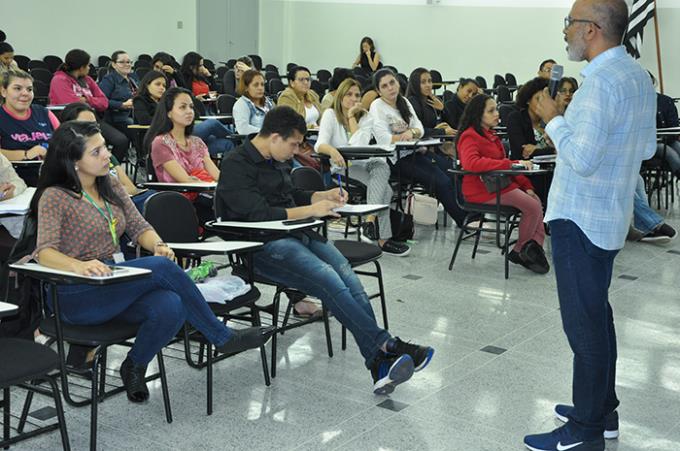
[0,104,54,151]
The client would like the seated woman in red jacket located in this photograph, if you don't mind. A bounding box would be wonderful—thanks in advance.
[456,94,548,274]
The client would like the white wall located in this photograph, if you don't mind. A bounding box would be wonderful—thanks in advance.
[259,0,680,96]
[3,0,198,63]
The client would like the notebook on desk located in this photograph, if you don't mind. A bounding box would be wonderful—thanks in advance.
[10,262,152,281]
[0,187,36,215]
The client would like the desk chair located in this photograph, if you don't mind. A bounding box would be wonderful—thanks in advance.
[248,55,263,71]
[447,168,521,279]
[290,167,389,349]
[216,94,237,115]
[13,55,30,72]
[143,191,269,415]
[0,338,70,450]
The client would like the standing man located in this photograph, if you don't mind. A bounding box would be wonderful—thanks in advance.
[524,1,656,450]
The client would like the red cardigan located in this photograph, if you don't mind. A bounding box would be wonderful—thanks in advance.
[457,127,533,203]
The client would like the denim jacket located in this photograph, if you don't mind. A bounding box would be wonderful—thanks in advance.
[233,96,274,135]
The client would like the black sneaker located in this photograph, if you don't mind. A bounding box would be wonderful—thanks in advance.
[216,326,275,355]
[640,223,677,243]
[554,404,619,440]
[385,337,434,371]
[380,239,411,257]
[361,221,379,241]
[520,240,550,274]
[370,354,414,395]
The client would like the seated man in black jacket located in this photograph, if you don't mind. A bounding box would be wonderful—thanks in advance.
[215,106,434,394]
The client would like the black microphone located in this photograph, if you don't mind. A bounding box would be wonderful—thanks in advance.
[549,65,564,98]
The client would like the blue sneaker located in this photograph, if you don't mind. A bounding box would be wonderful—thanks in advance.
[370,354,414,395]
[554,404,619,439]
[385,337,434,372]
[524,424,604,450]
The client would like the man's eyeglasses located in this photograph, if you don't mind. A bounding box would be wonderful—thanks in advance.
[564,16,601,29]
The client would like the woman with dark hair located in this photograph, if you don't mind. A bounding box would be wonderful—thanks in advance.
[277,66,321,128]
[443,78,480,132]
[145,87,220,223]
[180,51,215,101]
[135,71,233,156]
[320,68,352,112]
[151,52,184,88]
[0,69,59,186]
[556,76,578,115]
[370,68,466,227]
[98,50,138,159]
[31,121,273,402]
[406,68,455,137]
[506,77,555,161]
[0,42,18,77]
[353,37,382,74]
[232,70,274,135]
[457,95,548,274]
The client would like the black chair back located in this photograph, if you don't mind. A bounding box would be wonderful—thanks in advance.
[137,53,152,62]
[42,55,63,73]
[443,89,455,103]
[133,59,151,70]
[96,67,110,83]
[97,55,111,68]
[496,85,512,103]
[316,69,331,84]
[27,60,48,71]
[203,59,215,72]
[396,74,408,95]
[248,54,263,71]
[88,64,97,79]
[498,103,518,128]
[265,70,280,82]
[310,79,325,98]
[505,73,518,87]
[291,166,325,191]
[222,69,236,96]
[215,66,228,80]
[286,62,298,73]
[14,55,30,71]
[32,79,49,98]
[225,59,236,69]
[269,78,285,97]
[217,94,237,115]
[29,68,53,85]
[264,64,278,73]
[493,74,507,89]
[143,191,200,242]
[135,67,151,79]
[430,69,443,85]
[475,76,488,89]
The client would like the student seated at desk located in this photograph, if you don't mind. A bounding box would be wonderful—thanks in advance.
[60,102,154,213]
[0,42,19,79]
[277,66,321,130]
[232,70,274,135]
[0,69,59,185]
[215,106,434,394]
[406,68,455,138]
[315,78,409,256]
[506,77,556,161]
[370,68,467,227]
[134,71,234,157]
[151,52,184,88]
[145,87,220,224]
[0,152,27,262]
[442,78,479,133]
[31,121,273,403]
[457,95,549,274]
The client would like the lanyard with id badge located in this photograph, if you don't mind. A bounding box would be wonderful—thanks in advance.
[82,191,125,263]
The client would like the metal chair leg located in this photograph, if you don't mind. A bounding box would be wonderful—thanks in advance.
[156,352,172,423]
[46,376,71,451]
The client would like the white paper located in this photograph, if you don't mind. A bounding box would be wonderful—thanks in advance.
[213,219,323,231]
[167,240,262,253]
[394,138,442,147]
[0,187,36,215]
[333,204,389,214]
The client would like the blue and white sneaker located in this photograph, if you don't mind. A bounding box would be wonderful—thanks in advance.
[370,354,414,395]
[555,404,619,439]
[385,337,434,372]
[524,424,604,451]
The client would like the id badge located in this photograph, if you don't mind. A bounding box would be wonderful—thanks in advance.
[112,252,126,264]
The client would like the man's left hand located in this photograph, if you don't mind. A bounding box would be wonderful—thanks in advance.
[535,87,560,125]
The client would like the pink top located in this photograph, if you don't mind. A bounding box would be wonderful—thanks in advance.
[48,71,109,112]
[150,133,210,182]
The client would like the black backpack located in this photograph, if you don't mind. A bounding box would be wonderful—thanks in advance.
[0,214,41,339]
[389,208,414,242]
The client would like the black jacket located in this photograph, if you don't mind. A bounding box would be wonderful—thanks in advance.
[408,95,445,138]
[443,96,466,130]
[506,109,555,161]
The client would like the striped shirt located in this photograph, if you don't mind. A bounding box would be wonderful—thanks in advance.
[545,46,656,250]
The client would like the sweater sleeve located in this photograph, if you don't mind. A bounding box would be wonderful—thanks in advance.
[348,114,373,146]
[132,97,153,125]
[85,77,109,112]
[458,132,513,173]
[35,188,67,256]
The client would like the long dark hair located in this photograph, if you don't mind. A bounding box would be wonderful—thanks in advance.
[143,87,195,154]
[30,121,122,216]
[373,68,411,124]
[406,67,430,111]
[457,94,492,139]
[359,36,375,54]
[180,51,206,85]
[60,102,95,122]
[59,49,90,73]
[136,70,167,101]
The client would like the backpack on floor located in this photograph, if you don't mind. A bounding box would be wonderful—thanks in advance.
[389,208,414,242]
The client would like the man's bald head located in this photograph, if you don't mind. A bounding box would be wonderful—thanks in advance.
[577,0,629,45]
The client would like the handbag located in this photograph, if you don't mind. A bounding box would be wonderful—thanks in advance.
[480,174,511,194]
[406,192,439,225]
[389,208,414,242]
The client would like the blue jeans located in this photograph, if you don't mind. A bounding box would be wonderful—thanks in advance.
[549,219,620,441]
[49,256,232,366]
[392,152,466,226]
[655,141,680,173]
[252,235,390,367]
[193,119,235,156]
[633,175,663,234]
[131,189,157,213]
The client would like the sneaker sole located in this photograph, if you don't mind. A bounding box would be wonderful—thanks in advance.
[414,348,434,372]
[373,355,415,395]
[640,236,672,244]
[383,248,411,257]
[555,410,619,440]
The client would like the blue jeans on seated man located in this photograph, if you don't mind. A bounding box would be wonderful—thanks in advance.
[252,235,391,367]
[633,174,663,235]
[47,256,232,366]
[549,219,620,441]
[193,119,235,156]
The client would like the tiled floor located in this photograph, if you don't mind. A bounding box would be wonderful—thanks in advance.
[6,205,680,450]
